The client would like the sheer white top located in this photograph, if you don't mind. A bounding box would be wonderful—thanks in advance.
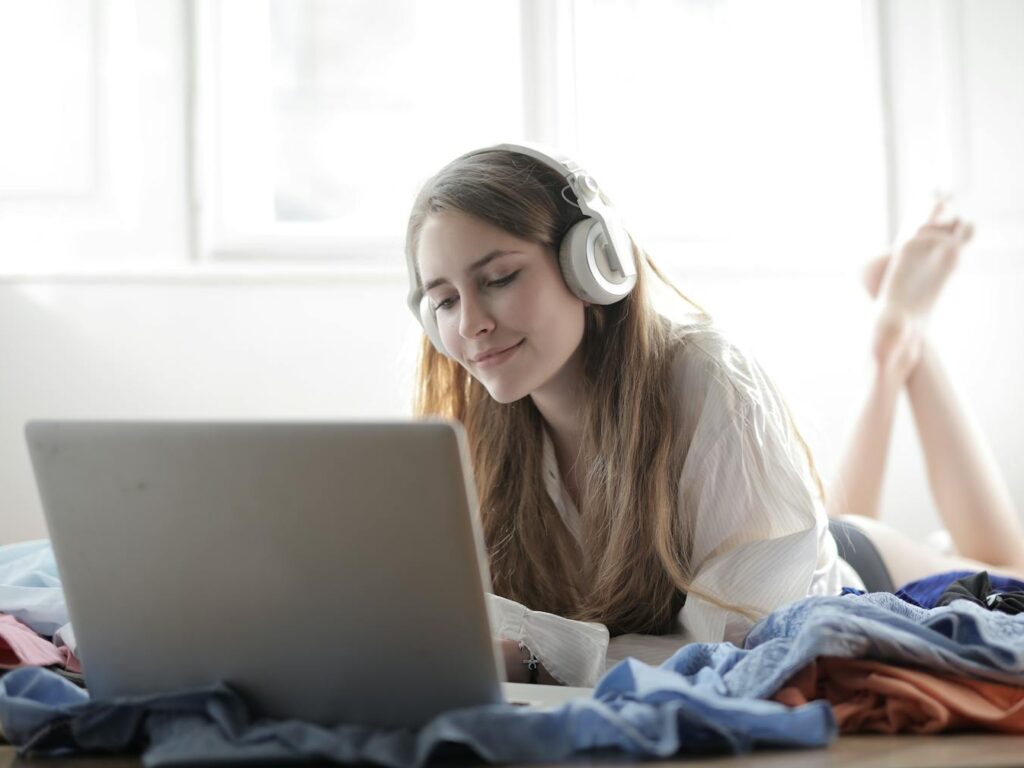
[485,326,865,686]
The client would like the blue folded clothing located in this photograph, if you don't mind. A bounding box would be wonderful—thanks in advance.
[661,592,1024,698]
[3,590,1024,767]
[1,665,833,766]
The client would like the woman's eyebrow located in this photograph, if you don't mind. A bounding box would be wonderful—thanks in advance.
[422,250,521,292]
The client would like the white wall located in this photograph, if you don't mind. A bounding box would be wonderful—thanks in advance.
[0,272,419,543]
[3,265,1022,545]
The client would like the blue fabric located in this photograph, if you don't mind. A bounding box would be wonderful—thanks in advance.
[840,585,922,606]
[839,569,1024,610]
[0,666,834,766]
[4,538,1024,765]
[0,539,68,636]
[4,591,1024,766]
[0,540,834,765]
[725,592,1024,691]
[897,570,1024,609]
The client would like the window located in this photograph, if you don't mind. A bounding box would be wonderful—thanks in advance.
[198,0,525,262]
[0,0,189,270]
[0,0,888,272]
[569,0,888,268]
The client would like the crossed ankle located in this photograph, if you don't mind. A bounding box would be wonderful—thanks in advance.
[872,312,924,382]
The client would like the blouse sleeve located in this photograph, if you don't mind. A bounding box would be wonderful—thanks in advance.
[676,340,840,647]
[485,593,609,687]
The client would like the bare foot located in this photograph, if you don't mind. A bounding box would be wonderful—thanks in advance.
[868,198,974,380]
[878,221,971,317]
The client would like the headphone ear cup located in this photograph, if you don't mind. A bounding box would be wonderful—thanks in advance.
[559,219,599,302]
[558,218,635,305]
[418,295,450,357]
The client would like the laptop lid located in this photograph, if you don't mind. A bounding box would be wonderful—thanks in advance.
[24,419,505,728]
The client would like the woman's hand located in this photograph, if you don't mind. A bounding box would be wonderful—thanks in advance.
[498,638,560,685]
[499,638,530,683]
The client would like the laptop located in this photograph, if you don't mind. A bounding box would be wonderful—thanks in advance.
[24,420,591,728]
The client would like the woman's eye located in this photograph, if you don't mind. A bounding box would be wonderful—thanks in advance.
[488,270,520,288]
[432,270,519,312]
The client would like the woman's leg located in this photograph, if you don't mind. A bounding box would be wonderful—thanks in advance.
[835,513,1024,586]
[904,340,1024,569]
[824,317,909,521]
[828,198,1024,574]
[824,254,923,521]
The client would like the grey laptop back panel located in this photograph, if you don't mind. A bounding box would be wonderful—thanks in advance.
[25,420,504,728]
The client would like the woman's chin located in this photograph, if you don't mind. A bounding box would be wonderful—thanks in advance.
[481,378,530,405]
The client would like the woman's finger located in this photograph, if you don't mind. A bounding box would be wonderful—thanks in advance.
[955,220,975,243]
[919,219,961,236]
[907,232,962,252]
[926,195,949,224]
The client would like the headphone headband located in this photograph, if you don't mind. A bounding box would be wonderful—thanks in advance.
[463,143,635,282]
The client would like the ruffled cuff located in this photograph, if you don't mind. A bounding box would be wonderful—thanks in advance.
[485,593,609,687]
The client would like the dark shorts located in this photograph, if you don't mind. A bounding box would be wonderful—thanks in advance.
[828,518,896,593]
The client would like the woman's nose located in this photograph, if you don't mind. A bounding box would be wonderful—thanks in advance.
[459,294,495,339]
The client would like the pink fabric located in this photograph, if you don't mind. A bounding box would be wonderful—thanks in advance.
[772,656,1024,734]
[58,644,82,673]
[0,613,75,670]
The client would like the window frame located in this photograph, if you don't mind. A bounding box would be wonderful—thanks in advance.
[193,0,560,267]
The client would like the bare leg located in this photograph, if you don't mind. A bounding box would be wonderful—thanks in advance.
[905,341,1024,569]
[824,255,922,520]
[835,513,1024,586]
[829,197,1024,574]
[824,350,905,521]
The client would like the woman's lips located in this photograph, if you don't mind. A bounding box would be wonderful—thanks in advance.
[473,339,524,368]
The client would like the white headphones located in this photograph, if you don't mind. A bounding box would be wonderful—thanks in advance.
[405,142,637,357]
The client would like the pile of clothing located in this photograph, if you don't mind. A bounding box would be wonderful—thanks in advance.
[0,541,81,683]
[2,539,1024,767]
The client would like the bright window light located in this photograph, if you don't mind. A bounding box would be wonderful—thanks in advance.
[206,0,524,257]
[0,0,95,196]
[571,0,888,267]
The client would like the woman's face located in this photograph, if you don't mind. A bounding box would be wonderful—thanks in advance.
[417,209,587,403]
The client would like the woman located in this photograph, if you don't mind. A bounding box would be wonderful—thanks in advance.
[403,143,1024,687]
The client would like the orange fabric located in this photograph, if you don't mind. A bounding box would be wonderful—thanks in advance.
[771,656,1024,734]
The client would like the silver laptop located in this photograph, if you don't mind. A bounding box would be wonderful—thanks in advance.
[24,420,590,728]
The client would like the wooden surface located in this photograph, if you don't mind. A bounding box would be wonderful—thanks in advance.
[5,736,1024,767]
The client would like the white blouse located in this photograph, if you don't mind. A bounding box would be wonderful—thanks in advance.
[486,326,865,687]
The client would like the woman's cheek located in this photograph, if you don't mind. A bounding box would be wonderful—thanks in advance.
[502,281,539,326]
[436,315,463,361]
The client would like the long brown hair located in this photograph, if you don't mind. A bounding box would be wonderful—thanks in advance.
[406,149,823,635]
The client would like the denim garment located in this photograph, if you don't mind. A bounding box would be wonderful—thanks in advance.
[0,666,834,766]
[659,592,1024,700]
[5,592,1024,766]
